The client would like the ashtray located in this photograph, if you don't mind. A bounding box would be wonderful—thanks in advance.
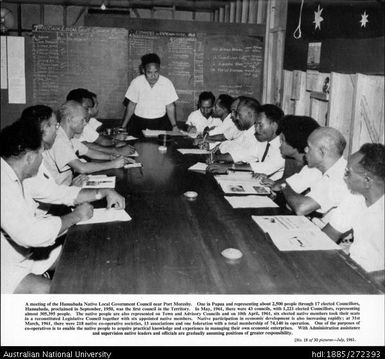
[221,248,243,261]
[184,191,198,200]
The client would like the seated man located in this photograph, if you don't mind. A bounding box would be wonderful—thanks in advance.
[87,90,102,131]
[185,91,221,135]
[248,104,285,180]
[208,102,285,181]
[279,127,350,223]
[196,94,240,146]
[260,115,321,189]
[1,120,93,294]
[207,96,261,167]
[66,89,135,156]
[21,105,126,211]
[323,144,384,285]
[43,100,133,185]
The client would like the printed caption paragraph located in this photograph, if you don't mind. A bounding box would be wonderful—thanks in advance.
[24,300,361,343]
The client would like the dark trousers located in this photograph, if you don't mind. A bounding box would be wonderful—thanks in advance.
[128,114,172,138]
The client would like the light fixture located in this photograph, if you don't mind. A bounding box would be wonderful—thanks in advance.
[100,1,107,10]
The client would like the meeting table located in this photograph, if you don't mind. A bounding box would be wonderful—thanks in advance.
[50,135,384,294]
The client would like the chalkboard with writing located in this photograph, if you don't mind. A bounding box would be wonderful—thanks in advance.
[32,25,128,119]
[31,25,263,122]
[128,30,263,121]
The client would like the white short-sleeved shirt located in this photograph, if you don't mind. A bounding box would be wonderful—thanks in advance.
[88,117,102,131]
[23,160,81,209]
[43,126,89,185]
[286,165,323,194]
[249,135,285,181]
[125,74,178,119]
[186,110,222,135]
[329,194,384,272]
[209,114,241,140]
[219,126,261,163]
[74,122,99,143]
[306,157,350,214]
[1,158,62,293]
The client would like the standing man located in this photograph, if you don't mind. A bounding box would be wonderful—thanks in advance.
[122,53,179,137]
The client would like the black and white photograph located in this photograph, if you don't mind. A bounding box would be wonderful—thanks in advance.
[0,0,384,355]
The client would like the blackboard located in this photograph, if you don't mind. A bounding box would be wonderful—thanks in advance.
[32,25,128,118]
[128,30,263,121]
[31,24,264,122]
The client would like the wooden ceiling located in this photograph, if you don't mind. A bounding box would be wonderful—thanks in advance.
[2,0,232,12]
[2,0,382,12]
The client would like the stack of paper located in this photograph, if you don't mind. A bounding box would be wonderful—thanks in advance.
[142,129,167,137]
[77,208,132,225]
[124,162,142,169]
[82,175,116,189]
[127,151,139,157]
[177,148,211,155]
[225,196,278,208]
[142,129,185,137]
[252,215,341,251]
[188,162,208,172]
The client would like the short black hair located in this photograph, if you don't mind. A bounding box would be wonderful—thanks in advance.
[66,88,94,106]
[20,105,54,126]
[217,94,234,112]
[0,119,42,158]
[358,143,385,180]
[238,97,261,116]
[259,104,284,125]
[279,115,320,153]
[141,53,161,67]
[198,91,215,106]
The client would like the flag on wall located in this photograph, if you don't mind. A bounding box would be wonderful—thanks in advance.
[284,0,384,74]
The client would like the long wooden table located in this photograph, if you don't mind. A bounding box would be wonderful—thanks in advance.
[51,137,384,294]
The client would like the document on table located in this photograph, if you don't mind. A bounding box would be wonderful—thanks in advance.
[177,148,211,155]
[124,162,142,169]
[215,172,256,181]
[127,151,139,157]
[77,208,132,225]
[216,179,271,195]
[142,129,167,137]
[142,129,185,137]
[225,196,278,208]
[179,130,198,139]
[252,215,341,251]
[125,136,138,141]
[188,162,208,172]
[82,175,116,188]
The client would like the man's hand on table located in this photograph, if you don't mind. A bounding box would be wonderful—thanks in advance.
[105,190,126,209]
[72,174,89,187]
